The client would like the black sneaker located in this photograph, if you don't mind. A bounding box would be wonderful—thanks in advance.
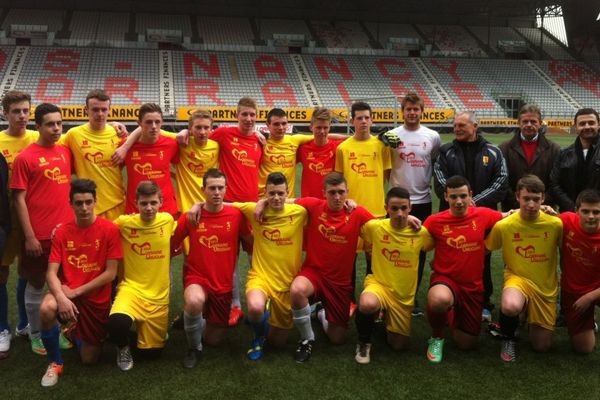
[182,348,202,369]
[294,339,314,363]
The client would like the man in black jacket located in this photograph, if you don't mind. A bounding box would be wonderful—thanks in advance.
[549,108,600,212]
[433,111,508,321]
[499,104,561,211]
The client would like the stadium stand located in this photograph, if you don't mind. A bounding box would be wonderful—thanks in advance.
[136,13,192,37]
[515,27,573,60]
[417,25,487,57]
[1,8,63,31]
[309,20,371,49]
[536,60,600,108]
[363,22,421,47]
[257,18,311,41]
[197,16,254,45]
[468,26,526,54]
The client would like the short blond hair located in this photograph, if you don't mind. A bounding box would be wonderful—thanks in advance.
[188,109,213,129]
[311,107,332,123]
[237,96,257,112]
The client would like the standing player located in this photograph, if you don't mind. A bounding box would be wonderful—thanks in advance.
[171,169,251,368]
[285,172,374,362]
[423,175,503,363]
[297,107,344,198]
[486,175,562,362]
[124,104,179,216]
[354,187,434,364]
[38,179,122,386]
[384,92,441,315]
[108,181,176,371]
[237,172,307,361]
[0,90,35,353]
[559,189,600,354]
[11,103,72,355]
[63,89,129,221]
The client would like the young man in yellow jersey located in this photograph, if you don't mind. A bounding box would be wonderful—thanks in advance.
[107,181,176,371]
[236,172,307,361]
[354,187,434,364]
[486,175,563,362]
[0,90,34,352]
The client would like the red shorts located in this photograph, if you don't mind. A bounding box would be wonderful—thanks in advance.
[18,239,52,281]
[299,267,353,327]
[430,273,484,336]
[561,291,600,336]
[184,279,231,326]
[72,299,110,346]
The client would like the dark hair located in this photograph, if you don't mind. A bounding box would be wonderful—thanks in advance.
[266,171,287,187]
[401,92,424,111]
[136,180,162,200]
[445,175,471,191]
[518,104,542,122]
[34,103,61,125]
[386,186,410,204]
[203,168,226,185]
[574,108,599,124]
[138,103,163,121]
[351,101,372,118]
[576,189,600,208]
[323,172,346,189]
[516,174,545,194]
[266,108,287,123]
[70,178,97,202]
[2,90,31,113]
[85,89,111,105]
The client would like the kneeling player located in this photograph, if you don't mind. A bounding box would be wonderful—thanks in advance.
[559,189,600,354]
[354,187,433,364]
[39,179,122,386]
[108,181,176,371]
[486,175,562,362]
[172,169,251,368]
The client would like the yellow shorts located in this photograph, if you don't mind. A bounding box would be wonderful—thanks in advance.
[110,288,168,349]
[98,202,126,222]
[362,275,412,336]
[1,225,22,267]
[246,270,292,330]
[503,274,556,331]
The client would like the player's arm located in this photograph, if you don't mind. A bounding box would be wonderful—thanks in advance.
[111,126,141,165]
[108,121,128,138]
[432,151,449,201]
[171,213,190,252]
[62,259,118,299]
[46,261,78,322]
[13,189,42,257]
[572,287,600,314]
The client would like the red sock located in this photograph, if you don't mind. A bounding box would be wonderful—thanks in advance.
[427,304,448,338]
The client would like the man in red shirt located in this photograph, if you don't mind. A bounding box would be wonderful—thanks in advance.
[560,189,600,354]
[423,175,503,363]
[37,179,122,386]
[124,103,179,216]
[11,103,72,355]
[172,169,251,368]
[297,108,343,199]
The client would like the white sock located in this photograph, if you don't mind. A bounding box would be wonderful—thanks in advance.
[184,312,205,351]
[25,283,44,337]
[292,304,314,341]
[317,308,329,333]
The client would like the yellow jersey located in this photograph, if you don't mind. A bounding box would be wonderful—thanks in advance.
[175,138,219,212]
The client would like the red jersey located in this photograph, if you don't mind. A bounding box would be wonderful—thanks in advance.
[560,212,600,294]
[424,207,502,292]
[211,127,261,202]
[49,217,123,305]
[296,197,374,285]
[10,143,72,240]
[125,135,179,215]
[172,207,249,294]
[297,139,342,198]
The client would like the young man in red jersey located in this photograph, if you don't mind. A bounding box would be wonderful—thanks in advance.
[172,169,251,368]
[38,179,122,386]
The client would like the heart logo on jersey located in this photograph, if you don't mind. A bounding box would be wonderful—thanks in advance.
[262,229,281,241]
[269,154,286,165]
[400,152,416,162]
[309,162,325,173]
[318,224,336,237]
[381,248,401,261]
[67,254,88,268]
[566,243,583,257]
[133,163,153,175]
[187,162,205,175]
[351,163,367,173]
[232,149,247,160]
[43,167,62,180]
[84,152,104,163]
[199,235,219,248]
[131,242,152,255]
[446,235,467,249]
[516,245,535,258]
